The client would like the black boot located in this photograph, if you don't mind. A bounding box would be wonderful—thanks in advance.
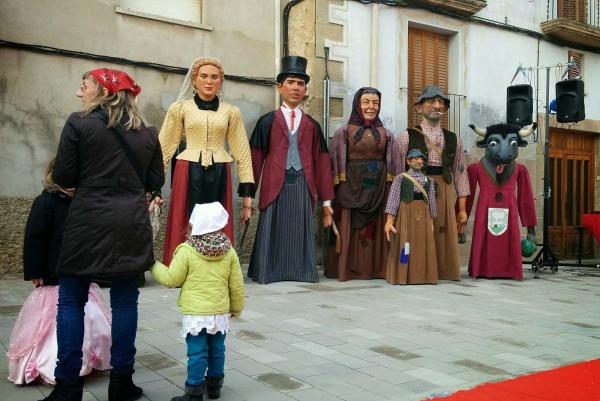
[205,374,224,399]
[39,377,84,401]
[108,370,143,401]
[171,382,205,401]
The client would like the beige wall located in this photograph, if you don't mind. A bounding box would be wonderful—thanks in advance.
[0,0,279,272]
[0,0,278,197]
[287,0,345,127]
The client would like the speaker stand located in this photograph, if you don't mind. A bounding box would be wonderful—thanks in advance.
[524,64,588,277]
[529,67,559,277]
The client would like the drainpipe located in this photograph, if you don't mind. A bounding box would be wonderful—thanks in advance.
[282,0,305,57]
[370,3,379,87]
[323,47,331,139]
[275,0,281,107]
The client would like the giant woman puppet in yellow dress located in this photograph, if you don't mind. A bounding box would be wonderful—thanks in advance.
[159,58,255,264]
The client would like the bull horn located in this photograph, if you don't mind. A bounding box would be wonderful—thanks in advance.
[518,122,537,138]
[468,124,486,137]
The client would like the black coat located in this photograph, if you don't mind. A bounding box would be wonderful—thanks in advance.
[23,189,72,285]
[53,111,165,278]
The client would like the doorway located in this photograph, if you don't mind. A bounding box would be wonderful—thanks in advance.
[548,128,596,258]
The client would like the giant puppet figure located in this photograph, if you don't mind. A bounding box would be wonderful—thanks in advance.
[397,86,470,281]
[248,56,335,284]
[466,123,537,280]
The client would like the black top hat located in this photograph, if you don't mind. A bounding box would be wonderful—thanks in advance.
[277,56,310,84]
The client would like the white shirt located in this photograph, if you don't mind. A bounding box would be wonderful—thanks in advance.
[280,103,303,135]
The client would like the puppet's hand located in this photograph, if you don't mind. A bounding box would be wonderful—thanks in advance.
[322,206,333,228]
[456,210,467,234]
[384,214,397,242]
[240,197,253,224]
[526,227,536,243]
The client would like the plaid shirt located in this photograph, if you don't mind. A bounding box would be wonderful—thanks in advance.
[397,119,470,197]
[385,169,437,218]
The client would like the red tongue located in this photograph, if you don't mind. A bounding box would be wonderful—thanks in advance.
[496,164,505,174]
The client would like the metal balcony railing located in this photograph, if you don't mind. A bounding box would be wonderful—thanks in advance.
[546,0,600,28]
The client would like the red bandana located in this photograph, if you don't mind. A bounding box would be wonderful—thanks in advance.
[89,68,142,96]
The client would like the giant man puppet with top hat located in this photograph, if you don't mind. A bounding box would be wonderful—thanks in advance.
[248,56,335,284]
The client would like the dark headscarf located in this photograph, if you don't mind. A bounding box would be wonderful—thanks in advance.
[348,87,383,143]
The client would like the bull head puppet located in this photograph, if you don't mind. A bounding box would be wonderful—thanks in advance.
[468,123,536,185]
[468,122,537,249]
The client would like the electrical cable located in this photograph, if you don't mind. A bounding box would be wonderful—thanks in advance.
[0,39,277,87]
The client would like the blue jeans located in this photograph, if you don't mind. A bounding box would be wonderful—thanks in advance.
[186,330,226,385]
[55,275,140,379]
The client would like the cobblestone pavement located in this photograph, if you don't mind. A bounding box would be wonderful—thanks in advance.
[1,264,600,401]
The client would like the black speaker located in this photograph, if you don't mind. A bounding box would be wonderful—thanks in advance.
[507,84,533,126]
[556,79,585,123]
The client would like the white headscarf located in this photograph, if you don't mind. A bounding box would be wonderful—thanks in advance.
[176,57,224,102]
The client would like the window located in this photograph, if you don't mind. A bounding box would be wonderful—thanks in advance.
[568,50,583,79]
[558,0,587,23]
[116,0,210,30]
[407,27,449,128]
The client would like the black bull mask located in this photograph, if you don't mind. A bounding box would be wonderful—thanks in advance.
[468,123,536,181]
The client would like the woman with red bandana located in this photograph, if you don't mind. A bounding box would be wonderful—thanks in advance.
[45,68,164,401]
[327,88,400,281]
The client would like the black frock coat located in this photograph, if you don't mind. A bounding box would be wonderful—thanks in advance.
[53,111,164,278]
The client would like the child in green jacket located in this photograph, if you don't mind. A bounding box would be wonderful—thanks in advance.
[151,202,245,401]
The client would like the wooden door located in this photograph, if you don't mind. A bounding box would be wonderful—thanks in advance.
[548,128,595,258]
[408,27,449,129]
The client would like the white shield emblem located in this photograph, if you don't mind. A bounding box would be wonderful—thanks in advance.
[487,208,509,236]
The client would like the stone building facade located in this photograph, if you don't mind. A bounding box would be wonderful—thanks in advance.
[2,0,600,274]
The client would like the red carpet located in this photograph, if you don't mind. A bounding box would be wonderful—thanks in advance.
[429,358,600,400]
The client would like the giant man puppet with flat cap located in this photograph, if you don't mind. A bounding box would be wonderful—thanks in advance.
[248,56,335,284]
[396,86,470,280]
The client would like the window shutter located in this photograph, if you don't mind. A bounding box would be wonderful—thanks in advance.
[408,28,449,128]
[568,50,583,79]
[558,0,587,23]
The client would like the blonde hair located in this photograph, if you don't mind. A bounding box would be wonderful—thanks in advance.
[190,57,225,85]
[81,72,148,131]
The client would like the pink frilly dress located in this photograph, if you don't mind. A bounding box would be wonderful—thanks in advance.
[7,283,112,385]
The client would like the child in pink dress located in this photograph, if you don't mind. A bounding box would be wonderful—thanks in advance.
[7,159,112,385]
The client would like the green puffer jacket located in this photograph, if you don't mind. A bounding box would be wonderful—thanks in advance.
[150,243,245,316]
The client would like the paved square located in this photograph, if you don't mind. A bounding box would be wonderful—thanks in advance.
[1,265,599,400]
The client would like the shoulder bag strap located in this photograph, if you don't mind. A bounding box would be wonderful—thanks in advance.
[94,109,146,186]
[400,172,428,202]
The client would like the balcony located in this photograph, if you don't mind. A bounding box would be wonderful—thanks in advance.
[540,0,600,49]
[416,0,487,16]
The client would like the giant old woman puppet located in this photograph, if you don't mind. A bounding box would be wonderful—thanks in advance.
[466,123,537,280]
[327,87,399,281]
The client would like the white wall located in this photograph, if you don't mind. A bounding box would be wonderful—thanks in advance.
[476,0,540,31]
[340,0,600,141]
